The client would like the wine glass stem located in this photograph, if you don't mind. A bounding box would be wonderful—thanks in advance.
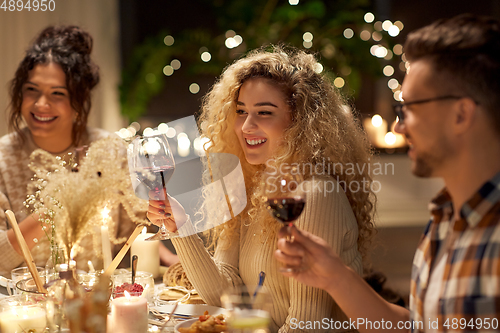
[284,222,294,242]
[160,222,168,235]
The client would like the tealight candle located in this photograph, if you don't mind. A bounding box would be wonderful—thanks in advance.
[131,227,160,278]
[110,292,148,333]
[0,306,47,333]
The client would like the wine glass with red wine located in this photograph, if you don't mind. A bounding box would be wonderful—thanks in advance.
[264,168,305,272]
[128,132,175,240]
[265,170,305,226]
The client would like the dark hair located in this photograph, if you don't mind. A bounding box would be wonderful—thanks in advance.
[9,25,100,145]
[404,14,500,134]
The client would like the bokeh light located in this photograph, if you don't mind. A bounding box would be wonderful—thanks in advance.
[189,83,200,94]
[163,65,174,76]
[393,44,403,55]
[360,30,371,41]
[388,25,400,37]
[388,78,399,90]
[171,59,181,70]
[143,127,154,136]
[372,31,382,41]
[383,65,394,76]
[303,32,313,42]
[382,20,392,31]
[163,35,174,46]
[384,50,393,60]
[334,77,345,88]
[343,28,354,39]
[393,90,403,101]
[158,123,169,133]
[313,63,323,73]
[166,127,176,138]
[364,12,375,23]
[201,52,211,62]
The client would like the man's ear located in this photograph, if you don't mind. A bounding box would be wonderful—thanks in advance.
[453,97,478,135]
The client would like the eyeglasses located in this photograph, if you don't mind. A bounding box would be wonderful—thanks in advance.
[393,95,465,123]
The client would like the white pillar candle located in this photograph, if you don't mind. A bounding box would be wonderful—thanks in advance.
[0,306,47,333]
[101,225,113,270]
[131,227,160,278]
[110,294,148,333]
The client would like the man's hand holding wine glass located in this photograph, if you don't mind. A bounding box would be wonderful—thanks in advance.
[274,224,347,293]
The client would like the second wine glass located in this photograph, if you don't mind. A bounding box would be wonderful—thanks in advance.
[264,168,305,229]
[128,132,175,240]
[264,168,305,272]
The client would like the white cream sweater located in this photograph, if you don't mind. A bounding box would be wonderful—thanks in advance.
[172,177,362,332]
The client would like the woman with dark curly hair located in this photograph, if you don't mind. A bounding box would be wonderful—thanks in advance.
[0,25,177,277]
[148,45,376,332]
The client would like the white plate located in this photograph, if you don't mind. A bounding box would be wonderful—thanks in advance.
[174,318,198,332]
[153,303,225,317]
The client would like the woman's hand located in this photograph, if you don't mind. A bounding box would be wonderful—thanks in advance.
[274,224,346,292]
[147,189,188,232]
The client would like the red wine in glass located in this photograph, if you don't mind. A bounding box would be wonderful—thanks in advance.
[264,169,305,272]
[266,197,305,226]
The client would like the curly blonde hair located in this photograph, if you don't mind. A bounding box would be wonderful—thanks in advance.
[198,45,376,260]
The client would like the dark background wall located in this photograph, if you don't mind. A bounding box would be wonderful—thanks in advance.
[118,0,500,124]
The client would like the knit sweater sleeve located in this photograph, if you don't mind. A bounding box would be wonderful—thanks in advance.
[278,177,362,333]
[171,222,243,306]
[0,135,30,277]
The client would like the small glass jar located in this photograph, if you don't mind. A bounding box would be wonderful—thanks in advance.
[111,270,155,304]
[45,261,85,332]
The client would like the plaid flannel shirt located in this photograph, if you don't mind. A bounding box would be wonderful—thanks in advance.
[410,172,500,332]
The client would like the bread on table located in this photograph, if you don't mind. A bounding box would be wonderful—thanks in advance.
[160,262,204,304]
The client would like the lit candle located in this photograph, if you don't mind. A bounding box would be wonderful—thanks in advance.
[130,227,160,278]
[110,291,148,333]
[363,115,388,148]
[101,207,113,270]
[0,306,47,333]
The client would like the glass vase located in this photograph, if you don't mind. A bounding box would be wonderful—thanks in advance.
[45,245,65,284]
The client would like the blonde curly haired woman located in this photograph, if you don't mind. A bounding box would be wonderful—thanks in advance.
[148,45,376,332]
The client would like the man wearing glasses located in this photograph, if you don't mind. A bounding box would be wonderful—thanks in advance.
[275,14,500,332]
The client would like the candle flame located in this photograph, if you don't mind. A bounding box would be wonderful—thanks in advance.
[124,290,131,300]
[70,248,77,261]
[371,114,383,127]
[141,226,147,235]
[88,260,95,273]
[101,206,110,220]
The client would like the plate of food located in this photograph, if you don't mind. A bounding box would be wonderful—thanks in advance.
[153,303,225,317]
[175,312,227,333]
[159,263,205,305]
